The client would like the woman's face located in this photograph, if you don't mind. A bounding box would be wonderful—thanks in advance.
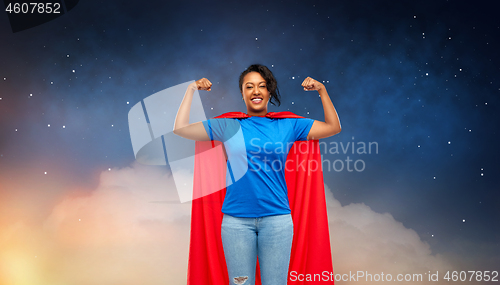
[241,72,270,113]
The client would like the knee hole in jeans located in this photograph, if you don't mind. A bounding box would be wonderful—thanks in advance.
[233,276,249,284]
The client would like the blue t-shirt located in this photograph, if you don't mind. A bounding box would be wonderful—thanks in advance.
[202,116,314,217]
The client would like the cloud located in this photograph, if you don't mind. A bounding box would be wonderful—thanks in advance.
[43,162,191,244]
[40,162,192,285]
[1,162,460,285]
[326,185,454,284]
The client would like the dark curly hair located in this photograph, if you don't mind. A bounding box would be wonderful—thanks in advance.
[239,64,281,107]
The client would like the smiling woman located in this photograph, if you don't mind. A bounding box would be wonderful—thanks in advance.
[241,71,271,116]
[173,64,341,285]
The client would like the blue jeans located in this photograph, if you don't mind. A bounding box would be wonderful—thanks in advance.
[221,213,294,285]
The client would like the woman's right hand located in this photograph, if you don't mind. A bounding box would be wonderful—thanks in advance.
[196,78,212,91]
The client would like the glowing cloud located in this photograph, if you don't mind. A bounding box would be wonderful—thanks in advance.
[1,163,460,285]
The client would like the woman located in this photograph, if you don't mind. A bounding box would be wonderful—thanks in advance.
[174,64,341,285]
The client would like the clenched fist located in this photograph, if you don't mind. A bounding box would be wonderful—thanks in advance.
[301,77,325,91]
[196,78,212,91]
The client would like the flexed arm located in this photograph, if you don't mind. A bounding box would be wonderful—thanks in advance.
[173,78,212,141]
[302,77,342,140]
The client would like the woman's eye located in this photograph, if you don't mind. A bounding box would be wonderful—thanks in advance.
[246,86,253,89]
[259,85,266,88]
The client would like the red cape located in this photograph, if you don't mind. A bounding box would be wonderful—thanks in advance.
[187,111,334,284]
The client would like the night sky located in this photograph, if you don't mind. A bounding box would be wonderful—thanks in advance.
[1,0,499,284]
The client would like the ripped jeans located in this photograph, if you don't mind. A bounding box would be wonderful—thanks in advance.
[221,213,293,285]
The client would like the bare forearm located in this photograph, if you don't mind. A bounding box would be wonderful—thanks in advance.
[172,79,211,141]
[318,87,341,133]
[302,77,341,140]
[174,82,197,131]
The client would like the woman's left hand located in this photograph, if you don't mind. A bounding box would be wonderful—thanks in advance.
[301,77,325,91]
